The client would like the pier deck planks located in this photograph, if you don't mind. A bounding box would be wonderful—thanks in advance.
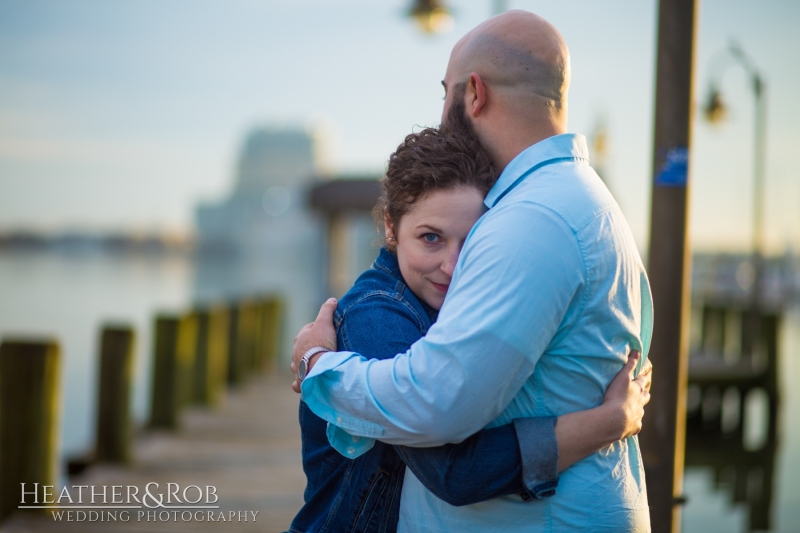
[0,372,306,533]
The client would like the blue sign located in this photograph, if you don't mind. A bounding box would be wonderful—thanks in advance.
[655,147,689,187]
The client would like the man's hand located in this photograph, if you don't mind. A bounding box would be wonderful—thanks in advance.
[290,298,339,393]
[602,350,652,440]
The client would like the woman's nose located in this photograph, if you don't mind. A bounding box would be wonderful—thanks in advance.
[441,246,459,278]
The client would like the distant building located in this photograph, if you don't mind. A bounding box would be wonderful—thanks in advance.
[193,127,382,359]
[194,128,327,357]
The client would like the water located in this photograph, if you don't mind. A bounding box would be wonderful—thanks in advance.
[0,249,192,457]
[0,250,798,532]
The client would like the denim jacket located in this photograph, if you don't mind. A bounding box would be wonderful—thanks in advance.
[290,248,558,533]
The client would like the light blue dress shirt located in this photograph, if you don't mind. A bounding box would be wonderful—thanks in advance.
[302,133,653,532]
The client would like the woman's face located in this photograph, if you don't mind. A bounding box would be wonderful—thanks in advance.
[385,186,486,310]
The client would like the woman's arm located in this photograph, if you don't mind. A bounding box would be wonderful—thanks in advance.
[553,353,651,471]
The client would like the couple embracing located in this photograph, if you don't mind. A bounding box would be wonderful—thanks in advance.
[289,10,653,533]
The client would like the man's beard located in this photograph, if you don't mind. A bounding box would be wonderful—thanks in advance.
[441,82,499,185]
[441,82,477,140]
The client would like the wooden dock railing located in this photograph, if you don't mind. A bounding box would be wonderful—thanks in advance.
[686,300,781,532]
[0,294,284,526]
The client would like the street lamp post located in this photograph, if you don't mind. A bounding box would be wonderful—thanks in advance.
[700,46,779,533]
[703,43,768,316]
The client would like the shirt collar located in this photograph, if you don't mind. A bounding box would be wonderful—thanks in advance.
[484,133,589,208]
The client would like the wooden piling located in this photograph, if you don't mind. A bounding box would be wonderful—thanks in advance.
[149,316,181,429]
[258,296,283,371]
[0,339,61,521]
[227,304,241,385]
[208,306,230,401]
[640,1,698,530]
[176,312,198,408]
[95,326,134,463]
[191,306,229,406]
[149,312,197,428]
[238,301,261,375]
[227,300,260,384]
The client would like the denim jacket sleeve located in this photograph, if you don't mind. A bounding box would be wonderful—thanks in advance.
[338,295,559,504]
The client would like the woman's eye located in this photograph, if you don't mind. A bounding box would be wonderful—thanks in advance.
[423,233,440,243]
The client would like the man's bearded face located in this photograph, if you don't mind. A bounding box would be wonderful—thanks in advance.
[441,81,499,189]
[441,82,477,140]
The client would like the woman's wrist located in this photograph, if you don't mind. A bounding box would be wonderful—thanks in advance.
[593,403,627,445]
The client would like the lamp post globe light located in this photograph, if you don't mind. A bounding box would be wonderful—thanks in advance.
[407,0,454,34]
[405,0,508,34]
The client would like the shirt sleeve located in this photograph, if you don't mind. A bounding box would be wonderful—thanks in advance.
[316,294,425,457]
[317,292,560,503]
[302,202,584,448]
[394,416,559,506]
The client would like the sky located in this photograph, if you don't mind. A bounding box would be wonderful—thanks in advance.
[0,0,798,253]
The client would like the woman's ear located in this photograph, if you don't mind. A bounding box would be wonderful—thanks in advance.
[383,211,395,243]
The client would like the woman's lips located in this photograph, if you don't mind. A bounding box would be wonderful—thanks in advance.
[430,281,450,293]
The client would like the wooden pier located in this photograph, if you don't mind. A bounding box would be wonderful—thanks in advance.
[0,370,306,533]
[685,300,781,531]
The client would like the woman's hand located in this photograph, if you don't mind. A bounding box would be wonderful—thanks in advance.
[554,351,652,471]
[602,350,652,440]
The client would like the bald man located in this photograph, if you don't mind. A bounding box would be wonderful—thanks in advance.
[294,10,652,532]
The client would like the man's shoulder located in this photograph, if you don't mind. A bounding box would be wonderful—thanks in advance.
[499,160,620,234]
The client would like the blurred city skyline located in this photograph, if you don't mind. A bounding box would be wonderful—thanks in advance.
[1,0,798,253]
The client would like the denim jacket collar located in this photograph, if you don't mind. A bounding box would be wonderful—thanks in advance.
[373,246,404,281]
[372,247,438,322]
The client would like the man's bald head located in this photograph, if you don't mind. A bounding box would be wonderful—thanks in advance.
[449,11,569,108]
[441,10,571,168]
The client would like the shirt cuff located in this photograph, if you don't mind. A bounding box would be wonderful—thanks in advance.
[512,417,559,500]
[300,350,385,458]
[326,424,375,458]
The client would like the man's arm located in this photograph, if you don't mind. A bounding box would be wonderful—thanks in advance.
[326,298,557,503]
[296,205,585,447]
[394,353,651,506]
[323,297,651,506]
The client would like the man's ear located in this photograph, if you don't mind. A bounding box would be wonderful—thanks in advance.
[467,72,488,118]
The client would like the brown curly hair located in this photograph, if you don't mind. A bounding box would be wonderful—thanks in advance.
[374,127,497,252]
